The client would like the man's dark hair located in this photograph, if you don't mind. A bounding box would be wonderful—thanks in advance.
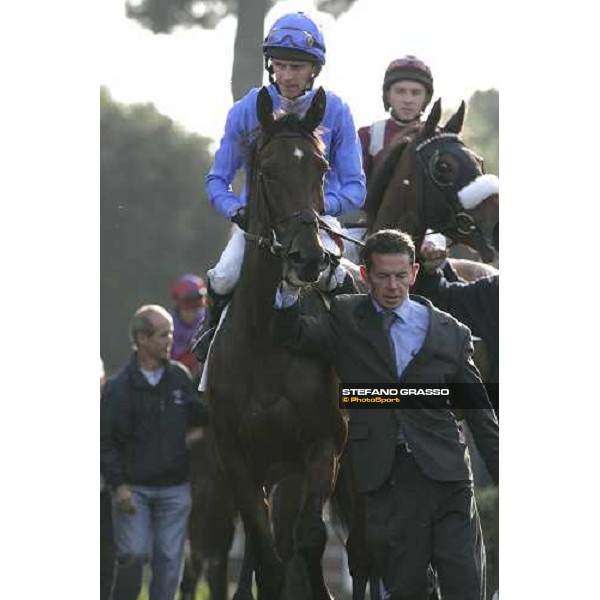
[361,229,416,269]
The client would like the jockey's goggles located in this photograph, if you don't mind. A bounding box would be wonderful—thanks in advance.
[263,27,325,52]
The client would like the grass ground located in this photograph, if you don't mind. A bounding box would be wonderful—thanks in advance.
[138,581,209,599]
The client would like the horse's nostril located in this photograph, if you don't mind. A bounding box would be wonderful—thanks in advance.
[288,251,327,269]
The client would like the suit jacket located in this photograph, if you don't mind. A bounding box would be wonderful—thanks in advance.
[273,293,498,493]
[414,267,499,383]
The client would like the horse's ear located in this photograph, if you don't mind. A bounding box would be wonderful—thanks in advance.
[444,100,466,134]
[424,98,442,136]
[302,87,327,132]
[256,86,274,131]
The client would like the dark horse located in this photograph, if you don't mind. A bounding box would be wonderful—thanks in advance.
[360,98,499,264]
[205,87,346,600]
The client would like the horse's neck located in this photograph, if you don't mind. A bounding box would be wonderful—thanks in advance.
[371,151,423,240]
[233,243,281,335]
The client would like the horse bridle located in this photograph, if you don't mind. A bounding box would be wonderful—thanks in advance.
[244,131,334,268]
[414,132,486,244]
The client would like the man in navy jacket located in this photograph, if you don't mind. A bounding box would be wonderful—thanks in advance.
[101,305,207,600]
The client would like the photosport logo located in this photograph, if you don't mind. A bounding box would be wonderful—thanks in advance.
[338,383,493,409]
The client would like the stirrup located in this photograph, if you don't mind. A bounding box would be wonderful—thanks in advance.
[191,327,216,362]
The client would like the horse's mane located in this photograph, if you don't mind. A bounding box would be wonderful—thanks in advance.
[364,138,411,224]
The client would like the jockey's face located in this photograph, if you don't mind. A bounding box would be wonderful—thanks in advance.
[387,80,428,121]
[272,59,315,99]
[361,252,419,309]
[179,305,201,326]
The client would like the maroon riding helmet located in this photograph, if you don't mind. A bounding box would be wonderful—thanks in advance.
[382,55,434,111]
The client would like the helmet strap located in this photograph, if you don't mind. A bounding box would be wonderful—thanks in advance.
[389,109,422,125]
[265,56,276,85]
[304,66,320,91]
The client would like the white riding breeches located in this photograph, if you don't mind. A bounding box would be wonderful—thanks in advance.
[207,225,246,296]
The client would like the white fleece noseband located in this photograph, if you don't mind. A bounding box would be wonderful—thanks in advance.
[457,174,499,210]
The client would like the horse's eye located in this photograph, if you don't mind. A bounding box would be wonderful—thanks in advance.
[437,161,451,173]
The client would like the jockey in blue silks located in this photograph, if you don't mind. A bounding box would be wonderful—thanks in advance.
[194,11,366,360]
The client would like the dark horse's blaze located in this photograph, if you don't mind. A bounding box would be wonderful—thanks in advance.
[205,87,346,600]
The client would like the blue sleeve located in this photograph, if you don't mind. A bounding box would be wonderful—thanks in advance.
[324,100,366,216]
[205,103,246,220]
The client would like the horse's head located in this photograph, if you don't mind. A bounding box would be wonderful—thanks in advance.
[415,99,499,262]
[369,99,499,263]
[248,86,329,285]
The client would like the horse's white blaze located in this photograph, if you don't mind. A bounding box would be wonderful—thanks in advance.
[457,174,499,210]
[293,146,304,161]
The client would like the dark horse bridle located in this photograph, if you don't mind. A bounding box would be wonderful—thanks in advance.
[414,131,489,249]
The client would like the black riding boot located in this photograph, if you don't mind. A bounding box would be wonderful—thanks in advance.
[192,283,233,361]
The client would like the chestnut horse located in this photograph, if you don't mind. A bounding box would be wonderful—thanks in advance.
[365,98,498,262]
[342,98,498,276]
[204,87,346,600]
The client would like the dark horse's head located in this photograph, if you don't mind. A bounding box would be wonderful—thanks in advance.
[368,99,499,263]
[247,86,329,285]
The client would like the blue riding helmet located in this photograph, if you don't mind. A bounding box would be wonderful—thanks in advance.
[262,12,326,65]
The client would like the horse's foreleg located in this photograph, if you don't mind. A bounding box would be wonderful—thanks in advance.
[233,534,256,600]
[206,553,230,600]
[272,476,306,562]
[179,544,201,600]
[294,440,338,600]
[218,445,282,600]
[295,492,329,600]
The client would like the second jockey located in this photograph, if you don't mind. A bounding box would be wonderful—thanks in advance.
[358,55,434,182]
[195,11,366,360]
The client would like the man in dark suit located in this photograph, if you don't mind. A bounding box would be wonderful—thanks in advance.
[272,229,498,600]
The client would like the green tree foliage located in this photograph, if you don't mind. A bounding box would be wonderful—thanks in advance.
[101,87,227,372]
[126,0,358,100]
[462,88,499,175]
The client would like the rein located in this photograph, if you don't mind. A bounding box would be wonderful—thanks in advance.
[316,216,366,247]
